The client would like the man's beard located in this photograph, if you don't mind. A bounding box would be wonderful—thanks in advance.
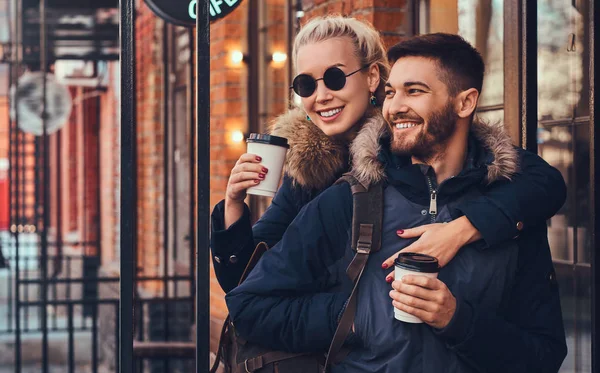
[389,101,458,162]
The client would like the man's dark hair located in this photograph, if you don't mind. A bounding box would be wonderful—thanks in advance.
[387,33,485,96]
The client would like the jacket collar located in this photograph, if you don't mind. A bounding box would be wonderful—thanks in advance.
[269,107,387,190]
[269,107,519,190]
[350,117,520,187]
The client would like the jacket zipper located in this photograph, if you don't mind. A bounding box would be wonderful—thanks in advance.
[426,176,437,223]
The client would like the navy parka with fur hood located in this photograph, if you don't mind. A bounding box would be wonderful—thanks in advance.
[211,108,567,293]
[225,114,567,373]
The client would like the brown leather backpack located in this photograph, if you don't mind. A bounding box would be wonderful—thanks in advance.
[210,175,383,373]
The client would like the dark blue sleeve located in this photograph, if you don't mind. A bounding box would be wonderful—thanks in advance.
[210,176,303,292]
[435,226,567,373]
[457,147,566,247]
[225,183,353,353]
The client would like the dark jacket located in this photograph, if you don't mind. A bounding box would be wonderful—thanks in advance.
[225,121,567,373]
[211,109,567,292]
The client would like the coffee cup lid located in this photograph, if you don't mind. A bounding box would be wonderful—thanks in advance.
[394,252,439,273]
[247,133,289,148]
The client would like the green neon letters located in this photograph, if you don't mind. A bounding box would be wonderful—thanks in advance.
[145,0,242,27]
[189,0,242,20]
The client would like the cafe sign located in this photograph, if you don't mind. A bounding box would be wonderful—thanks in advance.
[145,0,243,27]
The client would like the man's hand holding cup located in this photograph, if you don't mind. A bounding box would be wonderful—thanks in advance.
[390,274,456,329]
[389,253,456,329]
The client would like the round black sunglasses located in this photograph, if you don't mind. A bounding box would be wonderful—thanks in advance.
[290,65,369,97]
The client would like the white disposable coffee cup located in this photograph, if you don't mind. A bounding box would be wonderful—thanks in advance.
[394,253,440,323]
[246,133,289,197]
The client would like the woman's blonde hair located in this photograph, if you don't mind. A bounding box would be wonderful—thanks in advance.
[292,15,390,105]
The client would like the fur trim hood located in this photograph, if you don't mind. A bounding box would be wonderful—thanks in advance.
[270,108,519,189]
[270,108,359,190]
[350,117,520,186]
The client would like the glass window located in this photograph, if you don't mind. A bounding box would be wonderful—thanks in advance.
[538,0,590,120]
[538,1,592,372]
[538,124,573,262]
[423,0,504,108]
[573,123,590,264]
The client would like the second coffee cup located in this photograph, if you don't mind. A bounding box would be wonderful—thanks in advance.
[246,133,289,197]
[393,252,440,323]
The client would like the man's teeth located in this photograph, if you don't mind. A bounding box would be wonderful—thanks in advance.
[395,123,419,129]
[320,108,342,118]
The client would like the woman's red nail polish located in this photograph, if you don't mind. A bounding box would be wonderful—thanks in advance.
[396,230,404,235]
[386,276,392,283]
[262,167,268,173]
[256,156,262,161]
[258,174,265,179]
[382,263,388,269]
[254,180,260,184]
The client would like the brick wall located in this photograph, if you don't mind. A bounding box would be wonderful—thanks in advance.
[0,97,7,160]
[82,90,100,255]
[301,0,410,48]
[209,1,248,210]
[99,62,120,265]
[264,0,289,123]
[136,3,166,290]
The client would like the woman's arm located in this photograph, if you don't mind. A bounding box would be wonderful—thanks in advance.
[381,149,566,270]
[457,147,566,247]
[210,176,304,292]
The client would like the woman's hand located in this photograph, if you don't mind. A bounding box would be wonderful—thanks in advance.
[224,153,268,228]
[226,153,268,203]
[381,216,482,282]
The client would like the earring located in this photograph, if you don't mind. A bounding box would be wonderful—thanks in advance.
[306,114,311,121]
[370,93,377,106]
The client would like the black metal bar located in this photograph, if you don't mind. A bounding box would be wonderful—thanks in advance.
[92,296,99,373]
[591,0,599,371]
[187,27,195,318]
[136,300,144,373]
[162,24,170,373]
[52,278,57,329]
[523,1,537,153]
[40,0,50,370]
[7,264,13,332]
[20,299,123,307]
[137,300,144,341]
[119,0,137,370]
[19,274,192,284]
[247,0,260,219]
[67,256,71,300]
[196,0,210,371]
[20,296,193,307]
[6,30,14,336]
[115,303,120,373]
[54,129,63,278]
[68,303,75,373]
[24,257,28,331]
[12,0,22,365]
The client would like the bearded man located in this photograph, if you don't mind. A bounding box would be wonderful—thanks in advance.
[226,33,567,373]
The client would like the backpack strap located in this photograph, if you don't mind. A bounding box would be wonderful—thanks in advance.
[324,175,383,370]
[210,315,231,373]
[335,173,383,258]
[238,242,269,286]
[237,351,323,372]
